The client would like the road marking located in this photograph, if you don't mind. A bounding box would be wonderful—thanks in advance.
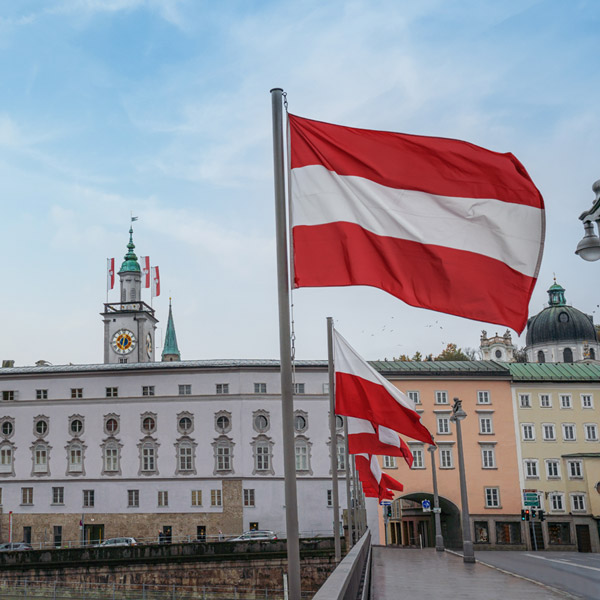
[526,554,600,572]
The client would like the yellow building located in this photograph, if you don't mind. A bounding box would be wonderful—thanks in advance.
[510,363,600,552]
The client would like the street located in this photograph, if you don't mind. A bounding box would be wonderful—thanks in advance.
[475,551,600,600]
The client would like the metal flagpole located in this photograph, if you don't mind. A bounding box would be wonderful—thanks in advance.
[270,88,302,600]
[327,318,341,562]
[343,418,353,549]
[351,455,359,543]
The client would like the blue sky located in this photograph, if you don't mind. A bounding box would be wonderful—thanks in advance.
[1,0,599,365]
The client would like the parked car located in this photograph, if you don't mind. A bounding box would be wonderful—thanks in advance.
[0,542,33,551]
[98,537,138,547]
[229,530,277,542]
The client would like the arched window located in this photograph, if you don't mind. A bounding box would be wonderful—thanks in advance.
[178,442,193,471]
[141,443,156,472]
[295,438,310,472]
[69,444,83,473]
[0,444,14,474]
[104,444,119,472]
[34,443,48,473]
[537,350,545,363]
[563,347,573,363]
[590,348,596,360]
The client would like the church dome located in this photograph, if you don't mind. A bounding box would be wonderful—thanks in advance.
[526,282,597,346]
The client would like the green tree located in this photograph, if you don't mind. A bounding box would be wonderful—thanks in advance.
[434,343,471,361]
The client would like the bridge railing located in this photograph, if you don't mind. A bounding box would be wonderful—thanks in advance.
[311,530,371,600]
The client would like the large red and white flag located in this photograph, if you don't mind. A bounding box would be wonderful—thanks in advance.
[140,256,151,288]
[355,454,403,502]
[151,266,161,298]
[107,258,115,291]
[347,417,413,468]
[289,114,545,333]
[334,330,434,445]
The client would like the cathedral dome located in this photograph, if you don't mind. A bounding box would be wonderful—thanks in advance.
[526,282,597,347]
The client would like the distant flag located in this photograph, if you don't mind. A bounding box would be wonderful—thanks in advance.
[355,454,403,502]
[140,256,151,288]
[347,417,413,468]
[334,329,434,445]
[151,266,161,298]
[107,258,115,291]
[131,215,139,222]
[288,114,545,333]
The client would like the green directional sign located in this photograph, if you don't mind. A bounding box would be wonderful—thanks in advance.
[523,492,540,507]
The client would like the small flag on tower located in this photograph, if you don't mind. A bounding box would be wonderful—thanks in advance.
[107,258,115,291]
[140,256,151,288]
[151,266,161,298]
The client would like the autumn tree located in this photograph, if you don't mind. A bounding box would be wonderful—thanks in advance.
[434,343,471,361]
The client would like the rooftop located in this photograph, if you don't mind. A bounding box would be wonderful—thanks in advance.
[509,362,600,381]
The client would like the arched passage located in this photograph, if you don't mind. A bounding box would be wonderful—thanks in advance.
[388,493,462,549]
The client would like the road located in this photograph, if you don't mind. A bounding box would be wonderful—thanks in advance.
[475,551,600,600]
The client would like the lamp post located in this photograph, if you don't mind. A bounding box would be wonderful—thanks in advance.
[450,397,475,563]
[575,180,600,261]
[427,441,445,552]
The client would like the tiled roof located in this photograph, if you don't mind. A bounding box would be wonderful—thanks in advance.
[509,362,600,381]
[370,360,510,377]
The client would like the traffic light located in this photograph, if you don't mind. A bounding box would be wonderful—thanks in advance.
[531,508,537,519]
[525,509,530,521]
[538,509,545,522]
[386,505,392,518]
[521,509,526,521]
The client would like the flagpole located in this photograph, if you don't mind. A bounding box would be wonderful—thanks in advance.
[327,317,341,562]
[343,418,353,549]
[351,455,358,543]
[270,87,301,600]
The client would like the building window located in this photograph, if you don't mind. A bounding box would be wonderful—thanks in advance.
[128,489,139,508]
[322,383,330,394]
[560,394,572,409]
[191,490,202,506]
[562,423,576,441]
[142,414,157,434]
[542,423,556,441]
[177,414,193,434]
[563,347,573,363]
[521,424,535,441]
[567,460,583,479]
[548,522,570,544]
[294,412,308,433]
[178,442,194,472]
[549,493,564,511]
[105,416,119,435]
[254,383,267,394]
[435,391,448,404]
[479,416,493,434]
[21,487,33,505]
[52,487,64,505]
[407,391,420,405]
[253,412,270,433]
[545,459,560,479]
[584,423,598,441]
[437,416,450,435]
[178,384,191,395]
[83,490,94,508]
[571,494,586,512]
[295,438,311,472]
[539,394,551,408]
[0,444,14,474]
[158,491,168,507]
[70,418,83,436]
[335,415,344,430]
[537,350,545,363]
[106,387,118,398]
[411,448,424,469]
[327,489,333,507]
[481,447,496,469]
[215,412,231,434]
[211,489,222,507]
[581,394,594,409]
[484,487,500,508]
[477,391,490,404]
[383,456,397,469]
[519,394,531,408]
[141,443,157,473]
[103,444,119,473]
[254,441,272,473]
[142,386,155,396]
[337,440,346,471]
[216,384,229,395]
[2,391,15,401]
[118,358,128,364]
[216,444,232,472]
[294,383,305,395]
[33,443,49,474]
[524,459,539,478]
[68,443,83,473]
[35,418,48,436]
[36,389,48,400]
[244,489,255,507]
[71,388,83,399]
[439,448,453,469]
[1,420,13,437]
[495,522,521,544]
[474,521,489,543]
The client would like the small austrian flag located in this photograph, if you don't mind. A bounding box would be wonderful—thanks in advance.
[140,256,151,288]
[151,266,160,298]
[107,258,115,291]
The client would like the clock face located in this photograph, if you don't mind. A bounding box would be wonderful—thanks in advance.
[146,333,153,358]
[112,329,137,355]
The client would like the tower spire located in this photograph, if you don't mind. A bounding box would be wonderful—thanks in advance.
[161,298,181,362]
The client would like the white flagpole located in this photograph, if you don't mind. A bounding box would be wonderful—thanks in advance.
[327,317,341,562]
[270,87,301,600]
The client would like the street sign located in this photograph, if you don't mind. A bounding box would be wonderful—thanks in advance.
[523,492,540,507]
[380,500,392,506]
[432,507,441,514]
[421,499,431,512]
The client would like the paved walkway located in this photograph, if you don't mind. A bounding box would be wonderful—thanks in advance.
[370,547,574,600]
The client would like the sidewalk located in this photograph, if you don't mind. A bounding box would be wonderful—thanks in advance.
[370,547,573,600]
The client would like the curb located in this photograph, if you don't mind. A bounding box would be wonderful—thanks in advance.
[444,550,582,599]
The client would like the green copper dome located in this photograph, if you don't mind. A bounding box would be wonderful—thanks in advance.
[119,226,141,273]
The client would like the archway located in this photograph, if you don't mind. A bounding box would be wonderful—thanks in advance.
[388,492,462,549]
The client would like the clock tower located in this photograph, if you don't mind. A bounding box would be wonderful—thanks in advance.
[102,226,158,364]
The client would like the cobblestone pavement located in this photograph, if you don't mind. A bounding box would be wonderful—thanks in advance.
[370,546,575,600]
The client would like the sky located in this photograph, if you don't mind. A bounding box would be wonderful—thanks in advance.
[0,0,599,366]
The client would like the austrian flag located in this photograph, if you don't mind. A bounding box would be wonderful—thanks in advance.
[288,114,545,333]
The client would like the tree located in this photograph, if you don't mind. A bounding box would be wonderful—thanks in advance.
[434,343,471,361]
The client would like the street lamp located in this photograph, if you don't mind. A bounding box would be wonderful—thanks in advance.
[427,441,445,552]
[575,180,600,261]
[450,397,475,563]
